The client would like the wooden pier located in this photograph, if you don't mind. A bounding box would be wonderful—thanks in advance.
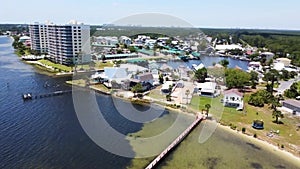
[22,90,73,100]
[145,114,205,169]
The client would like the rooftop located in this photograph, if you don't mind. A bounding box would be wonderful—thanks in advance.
[283,99,300,108]
[224,89,243,97]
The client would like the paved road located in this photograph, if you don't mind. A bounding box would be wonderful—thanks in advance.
[276,76,300,93]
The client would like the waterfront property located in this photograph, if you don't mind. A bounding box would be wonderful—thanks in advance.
[195,82,218,97]
[119,63,148,74]
[161,81,175,94]
[30,21,91,65]
[48,21,91,65]
[29,23,48,53]
[92,67,129,88]
[223,89,244,110]
[136,73,154,86]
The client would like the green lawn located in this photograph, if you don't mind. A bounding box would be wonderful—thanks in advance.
[38,59,72,72]
[189,94,300,154]
[148,85,166,100]
[95,61,114,69]
[66,79,86,87]
[90,84,111,93]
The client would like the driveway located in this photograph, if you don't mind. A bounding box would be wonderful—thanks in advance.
[171,82,194,104]
[276,76,300,94]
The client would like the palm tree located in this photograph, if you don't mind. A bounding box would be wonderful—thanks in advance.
[272,110,283,124]
[205,104,211,117]
[185,89,190,104]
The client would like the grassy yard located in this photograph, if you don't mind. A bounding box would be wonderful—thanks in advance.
[148,85,166,100]
[90,84,111,93]
[66,79,87,87]
[95,61,114,69]
[38,59,72,72]
[188,94,300,154]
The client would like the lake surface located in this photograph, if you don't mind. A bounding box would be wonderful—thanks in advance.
[0,36,299,169]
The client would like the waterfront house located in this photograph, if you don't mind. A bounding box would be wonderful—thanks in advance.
[248,61,263,72]
[177,65,191,80]
[136,73,154,86]
[195,82,218,97]
[119,64,148,75]
[192,63,205,71]
[93,67,129,88]
[223,89,244,110]
[161,81,175,94]
[160,64,173,73]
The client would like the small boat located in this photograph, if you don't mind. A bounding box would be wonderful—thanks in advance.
[22,93,32,100]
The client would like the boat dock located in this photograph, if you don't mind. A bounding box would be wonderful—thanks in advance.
[145,114,205,169]
[22,90,73,100]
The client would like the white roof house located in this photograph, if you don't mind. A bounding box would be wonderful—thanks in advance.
[248,61,263,72]
[276,58,291,67]
[161,81,175,94]
[223,89,244,110]
[91,67,129,84]
[192,63,205,71]
[196,82,217,97]
[119,64,148,74]
[215,44,243,51]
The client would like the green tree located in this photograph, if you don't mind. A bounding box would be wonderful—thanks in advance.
[159,74,164,84]
[250,71,259,89]
[194,67,208,82]
[281,70,290,80]
[284,82,299,98]
[131,83,143,96]
[205,104,211,117]
[101,54,106,62]
[129,46,137,53]
[166,94,171,101]
[219,59,229,68]
[248,94,265,107]
[263,69,280,93]
[270,97,281,111]
[225,68,250,89]
[272,110,283,124]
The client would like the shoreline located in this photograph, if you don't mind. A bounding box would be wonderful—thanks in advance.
[217,122,300,167]
[7,35,300,164]
[71,82,300,161]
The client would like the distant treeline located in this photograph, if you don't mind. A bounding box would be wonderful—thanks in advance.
[90,26,204,38]
[0,24,28,35]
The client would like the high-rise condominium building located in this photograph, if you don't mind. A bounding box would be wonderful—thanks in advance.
[29,23,48,53]
[29,20,91,65]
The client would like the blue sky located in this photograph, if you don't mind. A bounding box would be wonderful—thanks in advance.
[1,0,300,29]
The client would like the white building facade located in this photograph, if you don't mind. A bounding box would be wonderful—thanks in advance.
[47,21,91,65]
[29,21,91,65]
[29,23,48,53]
[223,89,244,109]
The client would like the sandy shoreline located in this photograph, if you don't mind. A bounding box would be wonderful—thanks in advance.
[85,84,300,165]
[217,122,300,167]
